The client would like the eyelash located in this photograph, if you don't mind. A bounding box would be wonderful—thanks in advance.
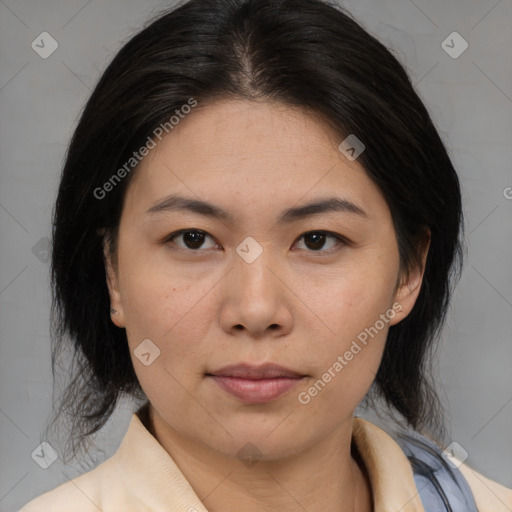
[163,229,348,256]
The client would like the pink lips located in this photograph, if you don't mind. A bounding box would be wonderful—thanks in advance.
[207,363,305,404]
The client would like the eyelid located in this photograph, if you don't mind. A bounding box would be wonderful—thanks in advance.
[163,229,219,250]
[292,231,347,255]
[163,229,349,254]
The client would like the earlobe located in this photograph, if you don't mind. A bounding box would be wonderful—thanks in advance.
[389,271,423,326]
[389,229,431,326]
[103,237,126,328]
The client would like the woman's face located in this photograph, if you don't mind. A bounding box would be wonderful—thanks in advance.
[105,98,426,460]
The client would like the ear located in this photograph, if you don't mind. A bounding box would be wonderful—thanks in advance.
[103,236,126,328]
[389,228,431,326]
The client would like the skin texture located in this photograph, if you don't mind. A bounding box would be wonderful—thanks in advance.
[104,98,429,512]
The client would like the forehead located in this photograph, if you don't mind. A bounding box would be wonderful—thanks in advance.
[123,98,387,221]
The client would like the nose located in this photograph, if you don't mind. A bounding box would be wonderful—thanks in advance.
[218,243,294,339]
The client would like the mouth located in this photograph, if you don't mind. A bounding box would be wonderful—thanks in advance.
[206,363,307,404]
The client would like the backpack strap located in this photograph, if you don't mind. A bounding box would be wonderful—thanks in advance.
[392,429,479,512]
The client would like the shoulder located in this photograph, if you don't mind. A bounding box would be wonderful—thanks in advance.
[18,456,117,512]
[458,461,512,512]
[18,407,167,512]
[18,407,166,512]
[394,428,512,512]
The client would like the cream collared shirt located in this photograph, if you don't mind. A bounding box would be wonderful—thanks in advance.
[20,409,512,512]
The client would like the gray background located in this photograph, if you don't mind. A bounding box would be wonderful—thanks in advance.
[1,0,511,510]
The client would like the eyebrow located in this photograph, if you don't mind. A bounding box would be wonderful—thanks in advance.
[145,194,368,223]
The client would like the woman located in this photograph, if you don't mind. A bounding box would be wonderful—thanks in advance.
[19,0,512,510]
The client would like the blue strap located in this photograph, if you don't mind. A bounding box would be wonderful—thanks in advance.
[392,429,479,512]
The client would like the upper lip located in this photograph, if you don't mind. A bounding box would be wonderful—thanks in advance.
[208,363,305,379]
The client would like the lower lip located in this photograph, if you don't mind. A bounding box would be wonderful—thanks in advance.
[209,375,303,403]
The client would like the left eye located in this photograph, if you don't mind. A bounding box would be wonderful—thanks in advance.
[165,229,345,253]
[294,231,344,253]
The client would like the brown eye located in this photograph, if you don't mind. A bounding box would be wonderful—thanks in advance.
[294,231,344,253]
[168,229,217,250]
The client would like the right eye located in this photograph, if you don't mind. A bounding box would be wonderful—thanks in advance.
[165,229,219,251]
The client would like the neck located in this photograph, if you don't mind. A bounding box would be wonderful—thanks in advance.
[142,404,373,512]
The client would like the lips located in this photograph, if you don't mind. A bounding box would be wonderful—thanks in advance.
[207,363,306,403]
[208,363,304,379]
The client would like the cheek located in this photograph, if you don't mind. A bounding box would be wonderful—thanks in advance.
[296,256,398,398]
[119,267,212,411]
[297,283,391,417]
[118,253,216,371]
[300,259,397,338]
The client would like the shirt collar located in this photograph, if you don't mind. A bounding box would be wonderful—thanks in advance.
[351,417,425,511]
[113,406,424,511]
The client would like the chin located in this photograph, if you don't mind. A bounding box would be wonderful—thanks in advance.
[204,420,315,463]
